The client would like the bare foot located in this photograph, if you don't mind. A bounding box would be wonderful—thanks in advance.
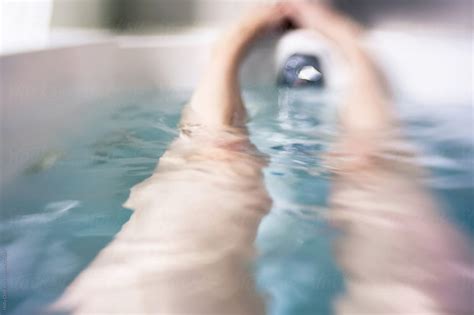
[285,0,363,43]
[214,3,292,62]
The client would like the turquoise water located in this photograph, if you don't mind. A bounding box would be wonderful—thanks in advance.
[1,88,472,315]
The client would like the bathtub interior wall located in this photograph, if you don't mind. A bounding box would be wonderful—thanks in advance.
[1,0,472,192]
[0,33,280,189]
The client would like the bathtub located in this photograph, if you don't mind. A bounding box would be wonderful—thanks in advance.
[0,21,473,315]
[1,27,471,191]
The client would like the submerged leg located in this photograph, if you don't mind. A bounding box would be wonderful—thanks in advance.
[288,2,473,314]
[52,5,289,315]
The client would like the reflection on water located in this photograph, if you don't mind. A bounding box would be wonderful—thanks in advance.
[0,88,473,314]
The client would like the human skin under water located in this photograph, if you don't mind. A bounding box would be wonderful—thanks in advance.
[328,144,474,314]
[50,5,285,315]
[51,2,473,315]
[52,128,272,315]
[290,2,474,314]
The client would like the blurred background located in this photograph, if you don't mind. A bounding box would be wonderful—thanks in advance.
[1,0,472,190]
[1,0,472,54]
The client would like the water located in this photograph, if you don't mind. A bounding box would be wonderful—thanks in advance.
[0,87,472,315]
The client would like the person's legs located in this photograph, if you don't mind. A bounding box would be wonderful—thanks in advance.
[52,5,289,315]
[287,2,473,314]
[181,4,289,129]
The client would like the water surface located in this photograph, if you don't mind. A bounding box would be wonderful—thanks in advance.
[1,87,472,314]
